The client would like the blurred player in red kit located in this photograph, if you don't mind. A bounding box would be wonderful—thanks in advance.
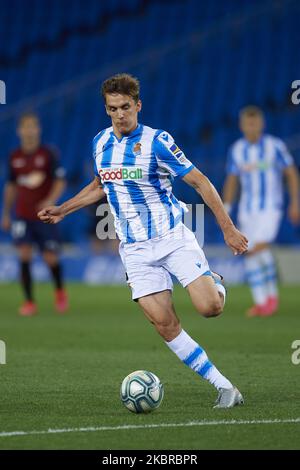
[1,112,68,316]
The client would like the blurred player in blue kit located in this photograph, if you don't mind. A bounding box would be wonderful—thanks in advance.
[223,106,300,317]
[38,74,248,408]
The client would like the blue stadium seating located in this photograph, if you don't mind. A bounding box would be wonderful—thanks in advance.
[0,0,299,244]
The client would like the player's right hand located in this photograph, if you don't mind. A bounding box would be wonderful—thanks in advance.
[37,205,64,224]
[1,214,11,231]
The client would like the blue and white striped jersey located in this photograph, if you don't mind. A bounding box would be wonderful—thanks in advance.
[93,124,194,243]
[226,134,293,213]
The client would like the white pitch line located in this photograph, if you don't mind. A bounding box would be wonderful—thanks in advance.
[0,418,300,438]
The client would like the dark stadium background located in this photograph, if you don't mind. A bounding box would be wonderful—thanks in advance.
[1,0,299,248]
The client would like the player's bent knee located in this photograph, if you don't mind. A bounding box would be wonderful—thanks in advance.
[18,246,32,262]
[198,299,223,318]
[203,309,222,318]
[43,251,59,266]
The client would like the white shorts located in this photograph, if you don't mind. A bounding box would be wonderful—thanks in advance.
[119,223,210,300]
[238,210,282,250]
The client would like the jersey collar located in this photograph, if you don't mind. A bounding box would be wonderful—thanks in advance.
[244,134,265,146]
[112,123,142,142]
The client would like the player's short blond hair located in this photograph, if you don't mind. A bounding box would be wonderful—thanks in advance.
[101,73,140,103]
[239,106,264,120]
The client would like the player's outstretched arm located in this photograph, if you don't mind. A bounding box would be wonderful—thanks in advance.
[38,176,105,224]
[183,168,248,255]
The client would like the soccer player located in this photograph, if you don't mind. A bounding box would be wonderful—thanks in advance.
[38,74,248,408]
[223,106,300,317]
[1,112,68,316]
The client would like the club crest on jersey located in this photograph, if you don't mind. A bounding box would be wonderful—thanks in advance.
[132,142,142,156]
[34,155,45,167]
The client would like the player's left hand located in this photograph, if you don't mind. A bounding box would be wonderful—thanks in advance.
[288,203,300,225]
[223,226,248,256]
[38,205,64,224]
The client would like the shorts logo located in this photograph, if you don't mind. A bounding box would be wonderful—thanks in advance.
[196,262,202,269]
[133,143,142,155]
[99,167,143,182]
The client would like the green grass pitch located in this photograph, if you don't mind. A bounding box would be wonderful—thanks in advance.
[0,283,299,450]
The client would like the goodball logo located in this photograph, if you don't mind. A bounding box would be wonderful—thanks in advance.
[99,167,143,182]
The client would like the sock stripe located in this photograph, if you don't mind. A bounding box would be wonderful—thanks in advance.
[264,267,277,274]
[183,346,203,367]
[166,329,233,390]
[265,274,277,281]
[246,274,265,283]
[246,267,264,278]
[202,270,212,277]
[246,275,265,284]
[197,360,213,377]
[249,279,267,287]
[263,263,276,269]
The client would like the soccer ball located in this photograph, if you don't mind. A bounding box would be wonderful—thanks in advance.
[120,370,164,413]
